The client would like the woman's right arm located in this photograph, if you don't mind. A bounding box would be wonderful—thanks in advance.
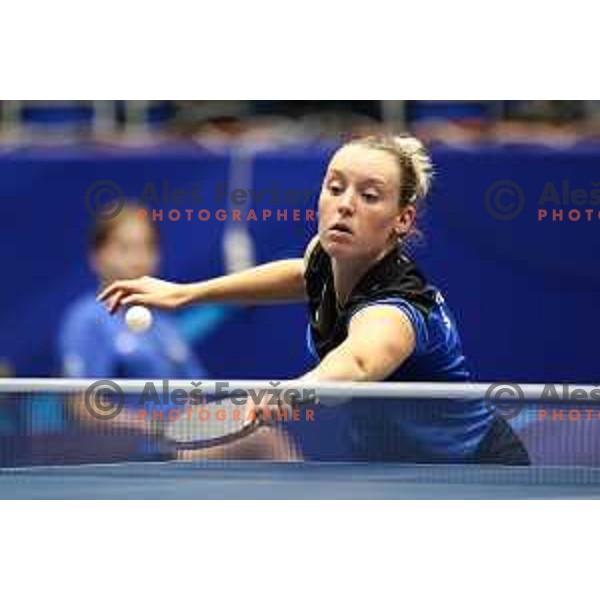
[98,234,320,313]
[186,259,307,305]
[98,259,306,313]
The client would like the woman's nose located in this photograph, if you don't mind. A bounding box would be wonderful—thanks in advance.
[337,189,356,215]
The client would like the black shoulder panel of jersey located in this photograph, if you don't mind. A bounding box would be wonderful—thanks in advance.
[304,242,437,359]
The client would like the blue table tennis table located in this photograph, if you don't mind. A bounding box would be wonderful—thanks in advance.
[2,461,600,499]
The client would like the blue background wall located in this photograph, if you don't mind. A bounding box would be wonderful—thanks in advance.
[1,143,598,383]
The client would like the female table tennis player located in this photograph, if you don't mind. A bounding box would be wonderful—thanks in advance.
[99,135,529,464]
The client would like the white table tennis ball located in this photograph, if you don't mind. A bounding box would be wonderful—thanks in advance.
[125,305,153,333]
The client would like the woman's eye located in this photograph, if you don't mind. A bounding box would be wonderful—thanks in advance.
[328,183,343,195]
[362,192,379,203]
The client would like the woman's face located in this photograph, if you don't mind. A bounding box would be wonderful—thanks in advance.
[92,216,159,281]
[318,144,415,262]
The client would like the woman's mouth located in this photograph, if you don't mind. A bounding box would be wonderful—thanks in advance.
[329,222,353,236]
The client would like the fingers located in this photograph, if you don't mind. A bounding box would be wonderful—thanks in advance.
[110,290,130,314]
[97,280,127,302]
[120,294,145,308]
[98,277,148,301]
[97,279,142,314]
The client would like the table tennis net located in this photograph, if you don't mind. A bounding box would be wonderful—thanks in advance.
[2,379,600,468]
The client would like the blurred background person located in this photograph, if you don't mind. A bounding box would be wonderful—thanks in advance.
[59,202,206,381]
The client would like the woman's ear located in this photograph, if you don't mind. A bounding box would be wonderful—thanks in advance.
[395,204,416,237]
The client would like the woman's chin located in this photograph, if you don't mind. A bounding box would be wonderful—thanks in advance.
[321,238,358,260]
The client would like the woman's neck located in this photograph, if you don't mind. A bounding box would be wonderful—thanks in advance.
[331,246,393,307]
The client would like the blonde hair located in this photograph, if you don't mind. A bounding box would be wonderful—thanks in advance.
[346,134,433,209]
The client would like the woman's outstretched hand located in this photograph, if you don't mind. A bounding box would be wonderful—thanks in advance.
[97,276,189,314]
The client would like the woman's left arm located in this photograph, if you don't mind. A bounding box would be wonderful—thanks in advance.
[303,305,416,382]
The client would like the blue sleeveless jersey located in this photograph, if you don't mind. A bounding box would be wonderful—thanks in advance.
[306,290,493,462]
